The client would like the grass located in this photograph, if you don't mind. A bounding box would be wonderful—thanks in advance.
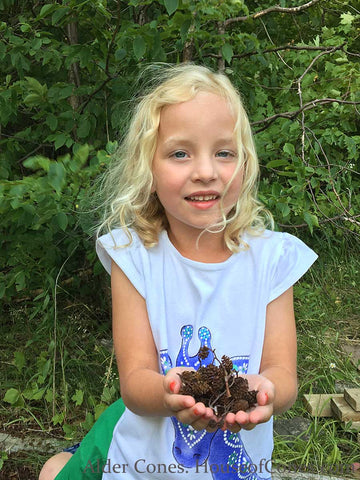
[1,237,359,478]
[273,237,360,474]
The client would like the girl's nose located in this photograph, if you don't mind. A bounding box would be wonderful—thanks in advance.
[191,156,218,183]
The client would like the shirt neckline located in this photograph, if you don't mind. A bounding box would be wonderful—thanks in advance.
[160,230,239,270]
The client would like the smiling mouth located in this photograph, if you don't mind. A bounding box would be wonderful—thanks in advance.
[185,194,220,201]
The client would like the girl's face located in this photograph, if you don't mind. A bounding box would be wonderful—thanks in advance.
[152,91,243,239]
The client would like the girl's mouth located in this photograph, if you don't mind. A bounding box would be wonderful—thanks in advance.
[185,194,220,210]
[185,194,219,202]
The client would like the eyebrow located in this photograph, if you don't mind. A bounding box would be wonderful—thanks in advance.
[163,137,236,147]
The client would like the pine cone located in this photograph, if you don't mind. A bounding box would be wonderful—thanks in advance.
[221,355,233,373]
[197,346,210,360]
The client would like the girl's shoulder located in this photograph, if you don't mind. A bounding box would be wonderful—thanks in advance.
[244,229,318,268]
[97,227,143,250]
[245,229,312,252]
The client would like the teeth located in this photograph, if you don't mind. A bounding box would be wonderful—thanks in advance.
[188,195,218,201]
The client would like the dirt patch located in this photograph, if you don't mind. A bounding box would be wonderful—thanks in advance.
[0,460,38,480]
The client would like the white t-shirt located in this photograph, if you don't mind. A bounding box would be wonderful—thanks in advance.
[96,228,317,480]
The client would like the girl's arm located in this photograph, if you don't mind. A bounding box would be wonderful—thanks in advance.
[111,261,215,427]
[225,286,297,431]
[259,285,298,414]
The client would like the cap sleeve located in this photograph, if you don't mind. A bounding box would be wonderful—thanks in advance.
[96,229,145,298]
[269,233,318,303]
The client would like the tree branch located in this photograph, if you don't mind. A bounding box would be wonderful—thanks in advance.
[204,44,346,60]
[278,214,360,230]
[224,0,322,27]
[217,21,226,73]
[66,22,81,111]
[105,3,121,76]
[79,76,114,114]
[251,99,360,133]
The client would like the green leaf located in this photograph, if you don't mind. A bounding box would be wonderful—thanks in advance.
[81,412,94,430]
[115,48,126,61]
[94,403,108,420]
[266,159,289,169]
[52,6,70,25]
[46,114,58,131]
[55,211,68,231]
[24,93,42,106]
[41,359,51,378]
[23,385,46,400]
[71,144,89,171]
[13,351,25,371]
[25,76,46,95]
[48,162,66,192]
[277,203,291,218]
[0,452,8,469]
[45,389,53,403]
[15,271,26,291]
[77,116,91,139]
[133,36,146,60]
[38,4,56,19]
[101,385,116,404]
[180,18,191,43]
[72,389,84,406]
[20,23,31,33]
[304,212,319,234]
[4,388,21,405]
[23,155,50,172]
[54,133,67,150]
[52,411,65,426]
[106,141,118,155]
[221,43,233,65]
[164,0,178,16]
[340,12,354,25]
[283,143,295,157]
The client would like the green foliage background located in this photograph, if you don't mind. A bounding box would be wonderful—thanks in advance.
[0,0,359,460]
[1,0,359,301]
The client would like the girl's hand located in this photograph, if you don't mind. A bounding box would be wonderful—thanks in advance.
[163,367,218,431]
[223,374,275,433]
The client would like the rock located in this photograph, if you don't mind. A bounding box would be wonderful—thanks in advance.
[273,416,312,443]
[0,433,69,454]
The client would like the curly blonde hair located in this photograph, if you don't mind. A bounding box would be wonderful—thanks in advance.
[98,63,272,251]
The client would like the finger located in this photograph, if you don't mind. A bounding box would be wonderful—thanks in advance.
[248,404,273,425]
[166,394,195,413]
[177,403,217,428]
[191,416,213,431]
[164,376,181,394]
[175,402,206,425]
[257,390,273,407]
[223,413,241,433]
[234,410,249,425]
[225,423,242,433]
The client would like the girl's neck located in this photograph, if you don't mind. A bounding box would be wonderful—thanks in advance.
[167,228,233,263]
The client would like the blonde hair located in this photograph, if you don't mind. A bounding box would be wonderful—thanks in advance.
[98,63,273,251]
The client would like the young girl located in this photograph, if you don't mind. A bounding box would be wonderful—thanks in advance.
[39,63,317,480]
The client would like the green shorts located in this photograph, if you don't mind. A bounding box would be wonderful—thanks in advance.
[55,398,125,479]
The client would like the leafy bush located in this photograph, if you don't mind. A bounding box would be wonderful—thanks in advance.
[1,0,359,298]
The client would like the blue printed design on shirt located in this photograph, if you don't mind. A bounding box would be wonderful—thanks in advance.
[159,325,270,480]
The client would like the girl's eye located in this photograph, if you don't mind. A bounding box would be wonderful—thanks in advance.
[173,151,188,159]
[216,151,235,158]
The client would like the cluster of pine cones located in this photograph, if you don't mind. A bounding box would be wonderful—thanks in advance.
[178,346,258,419]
